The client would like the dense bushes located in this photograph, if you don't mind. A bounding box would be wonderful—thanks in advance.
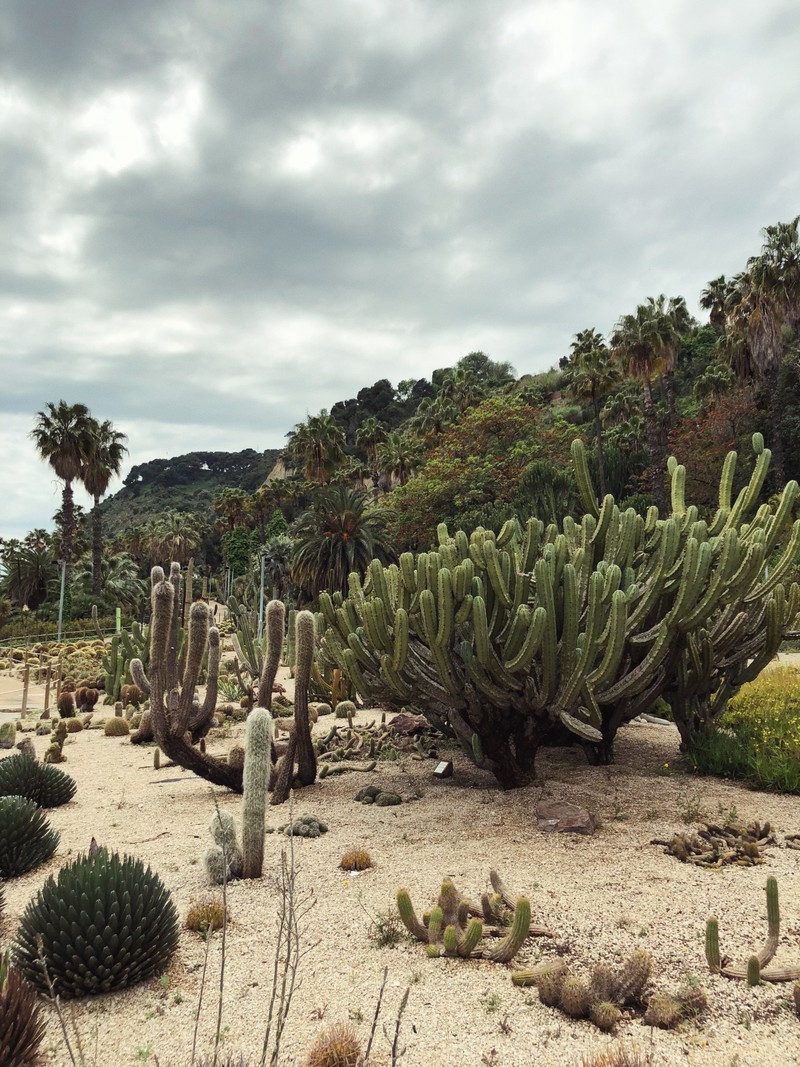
[687,666,800,793]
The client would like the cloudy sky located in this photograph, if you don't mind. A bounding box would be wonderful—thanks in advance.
[2,0,799,540]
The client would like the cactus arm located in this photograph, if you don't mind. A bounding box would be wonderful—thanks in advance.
[571,439,599,517]
[483,897,531,963]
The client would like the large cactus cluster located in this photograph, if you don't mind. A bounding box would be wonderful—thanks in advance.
[321,435,800,787]
[134,564,316,801]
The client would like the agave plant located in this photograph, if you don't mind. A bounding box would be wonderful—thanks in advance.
[14,848,179,998]
[0,754,76,808]
[0,953,46,1067]
[0,796,59,879]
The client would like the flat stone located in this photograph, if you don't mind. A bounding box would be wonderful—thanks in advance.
[536,801,596,836]
[388,712,429,737]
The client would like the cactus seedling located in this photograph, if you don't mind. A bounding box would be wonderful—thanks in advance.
[396,871,544,963]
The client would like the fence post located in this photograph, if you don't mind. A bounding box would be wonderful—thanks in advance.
[43,665,52,718]
[21,657,30,717]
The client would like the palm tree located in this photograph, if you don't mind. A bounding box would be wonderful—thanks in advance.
[610,303,679,507]
[260,535,294,601]
[153,511,204,564]
[377,431,421,487]
[212,487,251,534]
[718,217,800,484]
[0,541,58,610]
[409,395,456,439]
[439,367,485,414]
[30,401,95,567]
[286,410,346,485]
[563,329,619,498]
[700,275,731,330]
[649,295,693,428]
[291,486,395,600]
[355,417,387,472]
[81,419,128,595]
[692,362,734,409]
[70,551,146,613]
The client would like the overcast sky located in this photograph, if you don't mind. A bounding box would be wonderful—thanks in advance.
[2,0,799,541]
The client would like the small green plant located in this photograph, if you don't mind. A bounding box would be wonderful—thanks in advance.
[134,1043,154,1061]
[367,910,406,948]
[482,991,502,1013]
[185,897,228,938]
[676,787,706,824]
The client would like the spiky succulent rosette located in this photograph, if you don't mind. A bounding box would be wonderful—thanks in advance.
[14,848,179,998]
[0,754,77,807]
[0,953,46,1067]
[0,796,59,879]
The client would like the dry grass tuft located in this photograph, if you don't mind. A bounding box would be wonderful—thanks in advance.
[339,848,373,872]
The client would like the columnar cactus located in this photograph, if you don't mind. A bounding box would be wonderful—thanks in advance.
[321,436,800,787]
[241,708,272,878]
[706,877,800,982]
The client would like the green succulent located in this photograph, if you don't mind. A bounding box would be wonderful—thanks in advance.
[0,796,59,879]
[14,848,179,998]
[0,754,77,808]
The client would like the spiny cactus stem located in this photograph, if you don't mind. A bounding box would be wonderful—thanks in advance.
[257,600,286,709]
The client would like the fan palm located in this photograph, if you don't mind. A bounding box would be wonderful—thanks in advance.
[290,486,395,600]
[70,552,146,613]
[286,411,346,485]
[563,329,619,498]
[81,420,128,595]
[700,275,732,330]
[377,431,421,487]
[153,511,204,564]
[354,417,387,472]
[610,302,680,507]
[0,542,58,610]
[29,401,95,566]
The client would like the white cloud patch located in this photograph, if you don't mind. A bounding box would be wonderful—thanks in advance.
[2,0,800,537]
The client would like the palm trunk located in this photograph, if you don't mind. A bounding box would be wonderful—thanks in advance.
[766,365,786,486]
[592,390,607,499]
[642,376,666,509]
[92,494,103,596]
[61,480,75,566]
[663,368,677,429]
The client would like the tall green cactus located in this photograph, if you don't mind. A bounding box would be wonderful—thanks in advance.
[241,707,272,879]
[322,435,800,788]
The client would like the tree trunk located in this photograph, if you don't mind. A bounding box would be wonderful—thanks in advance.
[61,480,75,566]
[766,365,786,487]
[92,495,103,596]
[663,368,677,429]
[592,391,607,499]
[642,376,666,509]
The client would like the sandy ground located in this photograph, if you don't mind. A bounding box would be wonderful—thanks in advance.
[1,665,800,1067]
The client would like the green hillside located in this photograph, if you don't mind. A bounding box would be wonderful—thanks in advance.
[100,448,282,535]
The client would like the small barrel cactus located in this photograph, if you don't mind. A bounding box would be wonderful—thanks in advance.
[103,717,130,737]
[0,754,76,808]
[14,848,179,998]
[0,796,59,879]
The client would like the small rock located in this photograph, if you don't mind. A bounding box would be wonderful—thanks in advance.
[536,801,596,836]
[388,712,429,737]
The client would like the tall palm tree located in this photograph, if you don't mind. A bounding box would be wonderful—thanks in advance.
[153,511,204,564]
[610,302,683,508]
[29,401,95,567]
[286,410,346,485]
[81,419,128,595]
[378,431,421,487]
[354,417,387,473]
[645,295,693,428]
[700,275,732,330]
[563,329,619,498]
[692,362,734,409]
[409,395,456,439]
[719,216,800,484]
[439,366,485,414]
[212,487,251,533]
[291,485,395,600]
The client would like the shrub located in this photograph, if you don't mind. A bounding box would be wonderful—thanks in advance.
[339,848,373,872]
[687,667,800,794]
[0,796,59,878]
[304,1022,362,1067]
[0,754,76,807]
[104,717,130,737]
[14,848,179,998]
[0,952,46,1067]
[185,897,227,937]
